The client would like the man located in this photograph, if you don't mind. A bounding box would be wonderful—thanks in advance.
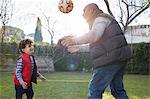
[59,3,131,99]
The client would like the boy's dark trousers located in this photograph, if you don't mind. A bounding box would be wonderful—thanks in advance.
[15,84,34,99]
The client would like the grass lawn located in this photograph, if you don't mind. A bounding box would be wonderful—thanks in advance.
[0,72,150,99]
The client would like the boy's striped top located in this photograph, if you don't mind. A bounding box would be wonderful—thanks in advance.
[16,56,40,85]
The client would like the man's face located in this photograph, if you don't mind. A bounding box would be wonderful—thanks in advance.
[23,43,35,54]
[83,7,92,23]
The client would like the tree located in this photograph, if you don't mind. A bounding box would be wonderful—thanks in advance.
[103,0,150,32]
[41,11,66,61]
[0,26,25,42]
[103,0,150,73]
[36,10,67,72]
[0,0,13,67]
[34,17,43,42]
[0,0,13,43]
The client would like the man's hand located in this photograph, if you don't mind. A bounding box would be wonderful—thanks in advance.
[67,45,80,53]
[40,75,46,81]
[21,81,28,89]
[59,35,76,47]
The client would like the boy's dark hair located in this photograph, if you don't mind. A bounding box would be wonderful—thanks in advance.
[19,39,33,53]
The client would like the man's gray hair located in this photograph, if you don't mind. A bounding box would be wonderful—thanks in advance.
[85,3,103,13]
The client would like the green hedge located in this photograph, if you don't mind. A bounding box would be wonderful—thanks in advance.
[0,42,149,74]
[126,43,150,74]
[55,43,150,74]
[54,52,92,71]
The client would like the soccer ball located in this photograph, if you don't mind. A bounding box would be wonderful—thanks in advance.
[58,0,73,14]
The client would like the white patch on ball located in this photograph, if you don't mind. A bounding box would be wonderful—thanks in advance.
[58,0,73,14]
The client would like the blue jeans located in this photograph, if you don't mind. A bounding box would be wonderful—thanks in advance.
[15,84,34,99]
[87,62,129,99]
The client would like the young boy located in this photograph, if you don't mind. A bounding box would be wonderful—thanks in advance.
[14,39,46,99]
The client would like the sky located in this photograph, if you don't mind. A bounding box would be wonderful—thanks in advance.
[8,0,150,43]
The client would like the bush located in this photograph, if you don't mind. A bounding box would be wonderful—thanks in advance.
[55,43,150,74]
[126,43,150,74]
[0,42,149,74]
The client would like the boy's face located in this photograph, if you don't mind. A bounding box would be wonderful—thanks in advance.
[22,43,35,54]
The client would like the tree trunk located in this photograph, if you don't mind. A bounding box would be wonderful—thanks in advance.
[1,25,6,44]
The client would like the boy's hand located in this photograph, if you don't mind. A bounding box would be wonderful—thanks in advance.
[21,82,28,89]
[40,75,46,81]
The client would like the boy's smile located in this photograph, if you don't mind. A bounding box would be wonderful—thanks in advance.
[22,43,35,54]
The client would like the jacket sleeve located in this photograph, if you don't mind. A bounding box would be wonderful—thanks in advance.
[74,17,109,45]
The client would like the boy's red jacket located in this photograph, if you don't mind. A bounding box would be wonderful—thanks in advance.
[14,53,37,86]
